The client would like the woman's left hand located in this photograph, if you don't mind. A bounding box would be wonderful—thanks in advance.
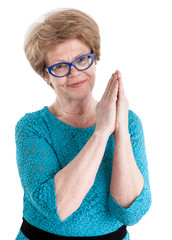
[114,70,129,134]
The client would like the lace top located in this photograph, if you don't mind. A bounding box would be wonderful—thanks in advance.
[15,106,151,239]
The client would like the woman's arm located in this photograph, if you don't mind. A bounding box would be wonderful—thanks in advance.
[110,70,144,207]
[108,71,151,225]
[110,130,144,208]
[54,130,109,221]
[108,110,152,226]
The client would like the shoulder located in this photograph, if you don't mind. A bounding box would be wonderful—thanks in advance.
[129,109,142,125]
[129,109,142,123]
[128,109,143,134]
[15,107,47,137]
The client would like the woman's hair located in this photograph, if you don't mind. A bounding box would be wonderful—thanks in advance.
[24,8,100,88]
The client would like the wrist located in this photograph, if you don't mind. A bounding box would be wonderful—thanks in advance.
[94,128,111,140]
[113,128,130,139]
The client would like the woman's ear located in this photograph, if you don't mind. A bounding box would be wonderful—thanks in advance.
[44,76,54,90]
[44,72,51,86]
[46,79,51,86]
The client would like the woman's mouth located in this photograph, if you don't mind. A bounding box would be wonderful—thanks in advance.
[68,80,87,88]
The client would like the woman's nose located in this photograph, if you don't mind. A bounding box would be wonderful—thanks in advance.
[68,65,81,77]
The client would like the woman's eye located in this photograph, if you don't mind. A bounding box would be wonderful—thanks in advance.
[77,57,88,65]
[56,64,65,69]
[78,57,86,63]
[80,57,85,61]
[52,64,66,71]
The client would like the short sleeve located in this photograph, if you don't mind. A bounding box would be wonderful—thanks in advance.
[15,115,63,222]
[108,110,152,226]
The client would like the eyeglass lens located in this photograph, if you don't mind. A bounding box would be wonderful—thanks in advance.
[51,55,93,77]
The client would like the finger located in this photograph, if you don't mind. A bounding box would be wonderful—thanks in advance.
[117,73,125,99]
[102,73,117,100]
[114,80,119,101]
[102,74,115,96]
[115,70,121,78]
[108,75,119,101]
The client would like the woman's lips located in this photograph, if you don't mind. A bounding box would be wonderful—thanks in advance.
[69,80,87,88]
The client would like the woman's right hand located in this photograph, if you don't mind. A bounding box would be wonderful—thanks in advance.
[95,73,119,137]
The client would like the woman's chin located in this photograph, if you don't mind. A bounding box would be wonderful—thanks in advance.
[69,90,92,102]
[67,84,92,100]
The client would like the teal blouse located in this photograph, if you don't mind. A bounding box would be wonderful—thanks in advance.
[15,106,151,239]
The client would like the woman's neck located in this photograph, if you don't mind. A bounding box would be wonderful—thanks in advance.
[49,94,98,128]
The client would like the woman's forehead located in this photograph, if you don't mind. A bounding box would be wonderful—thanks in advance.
[46,39,90,65]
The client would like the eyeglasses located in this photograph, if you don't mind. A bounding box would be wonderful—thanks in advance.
[44,53,95,78]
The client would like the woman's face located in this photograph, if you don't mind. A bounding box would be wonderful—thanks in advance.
[45,39,96,103]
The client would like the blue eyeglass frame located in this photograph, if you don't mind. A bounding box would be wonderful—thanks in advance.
[44,53,95,78]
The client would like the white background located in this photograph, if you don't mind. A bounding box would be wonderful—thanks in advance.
[1,0,172,239]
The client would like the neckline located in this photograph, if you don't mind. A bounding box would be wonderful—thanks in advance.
[43,106,96,131]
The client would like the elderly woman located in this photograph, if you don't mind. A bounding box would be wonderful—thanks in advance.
[15,8,151,240]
